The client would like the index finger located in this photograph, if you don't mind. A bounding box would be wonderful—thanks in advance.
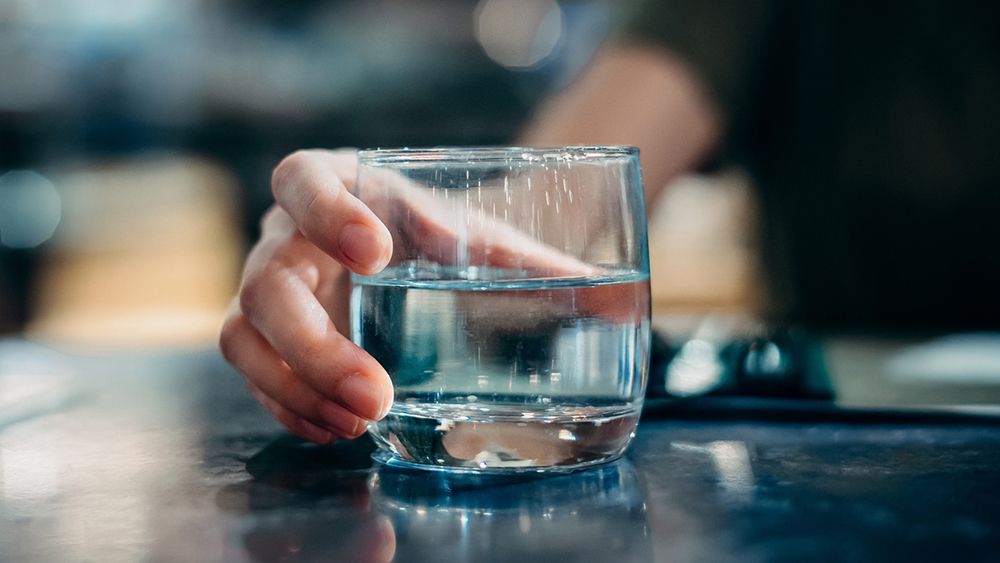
[271,149,393,275]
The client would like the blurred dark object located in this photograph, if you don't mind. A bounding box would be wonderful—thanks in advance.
[649,325,833,402]
[0,250,34,333]
[627,0,1000,329]
[648,321,1000,424]
[0,167,60,332]
[734,328,816,398]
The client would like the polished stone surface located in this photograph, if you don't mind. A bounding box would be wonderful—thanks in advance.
[1,341,1000,562]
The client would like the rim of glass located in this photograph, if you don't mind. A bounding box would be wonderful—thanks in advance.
[357,146,638,164]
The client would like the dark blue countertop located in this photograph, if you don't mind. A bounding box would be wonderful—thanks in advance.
[1,342,999,562]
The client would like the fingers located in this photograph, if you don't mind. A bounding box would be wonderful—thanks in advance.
[247,382,335,445]
[271,149,392,275]
[221,308,370,442]
[223,148,400,444]
[356,173,639,326]
[356,165,602,278]
[238,236,394,423]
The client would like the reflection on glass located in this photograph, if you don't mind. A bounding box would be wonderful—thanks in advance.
[368,460,652,562]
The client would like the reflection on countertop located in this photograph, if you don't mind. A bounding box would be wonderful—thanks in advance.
[370,458,650,563]
[1,341,1000,562]
[218,435,651,563]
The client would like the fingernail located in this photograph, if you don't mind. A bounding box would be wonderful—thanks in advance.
[339,223,388,271]
[319,401,364,435]
[337,374,387,421]
[378,384,393,419]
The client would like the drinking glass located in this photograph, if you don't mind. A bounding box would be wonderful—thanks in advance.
[351,146,650,473]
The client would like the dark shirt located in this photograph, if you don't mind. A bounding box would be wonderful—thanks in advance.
[623,0,1000,328]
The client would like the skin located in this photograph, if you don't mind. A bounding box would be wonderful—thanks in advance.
[219,44,722,444]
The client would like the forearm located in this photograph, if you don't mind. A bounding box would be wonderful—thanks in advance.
[519,44,722,205]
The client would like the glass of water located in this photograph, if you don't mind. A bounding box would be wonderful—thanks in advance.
[351,147,650,473]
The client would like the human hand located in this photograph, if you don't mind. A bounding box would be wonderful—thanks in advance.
[220,149,394,444]
[220,148,644,445]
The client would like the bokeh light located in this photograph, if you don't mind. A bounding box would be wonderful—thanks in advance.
[0,171,61,249]
[474,0,564,69]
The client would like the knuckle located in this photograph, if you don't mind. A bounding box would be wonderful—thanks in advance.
[284,415,326,443]
[299,179,345,235]
[271,150,310,198]
[218,313,246,365]
[304,398,335,430]
[292,339,363,400]
[299,187,325,231]
[293,332,330,372]
[238,268,273,318]
[259,205,282,231]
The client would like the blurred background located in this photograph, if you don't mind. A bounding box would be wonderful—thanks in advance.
[0,0,758,348]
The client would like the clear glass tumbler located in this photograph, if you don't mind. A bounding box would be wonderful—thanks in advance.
[351,147,650,473]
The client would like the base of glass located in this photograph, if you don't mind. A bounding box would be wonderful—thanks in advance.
[371,448,625,475]
[367,404,640,474]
